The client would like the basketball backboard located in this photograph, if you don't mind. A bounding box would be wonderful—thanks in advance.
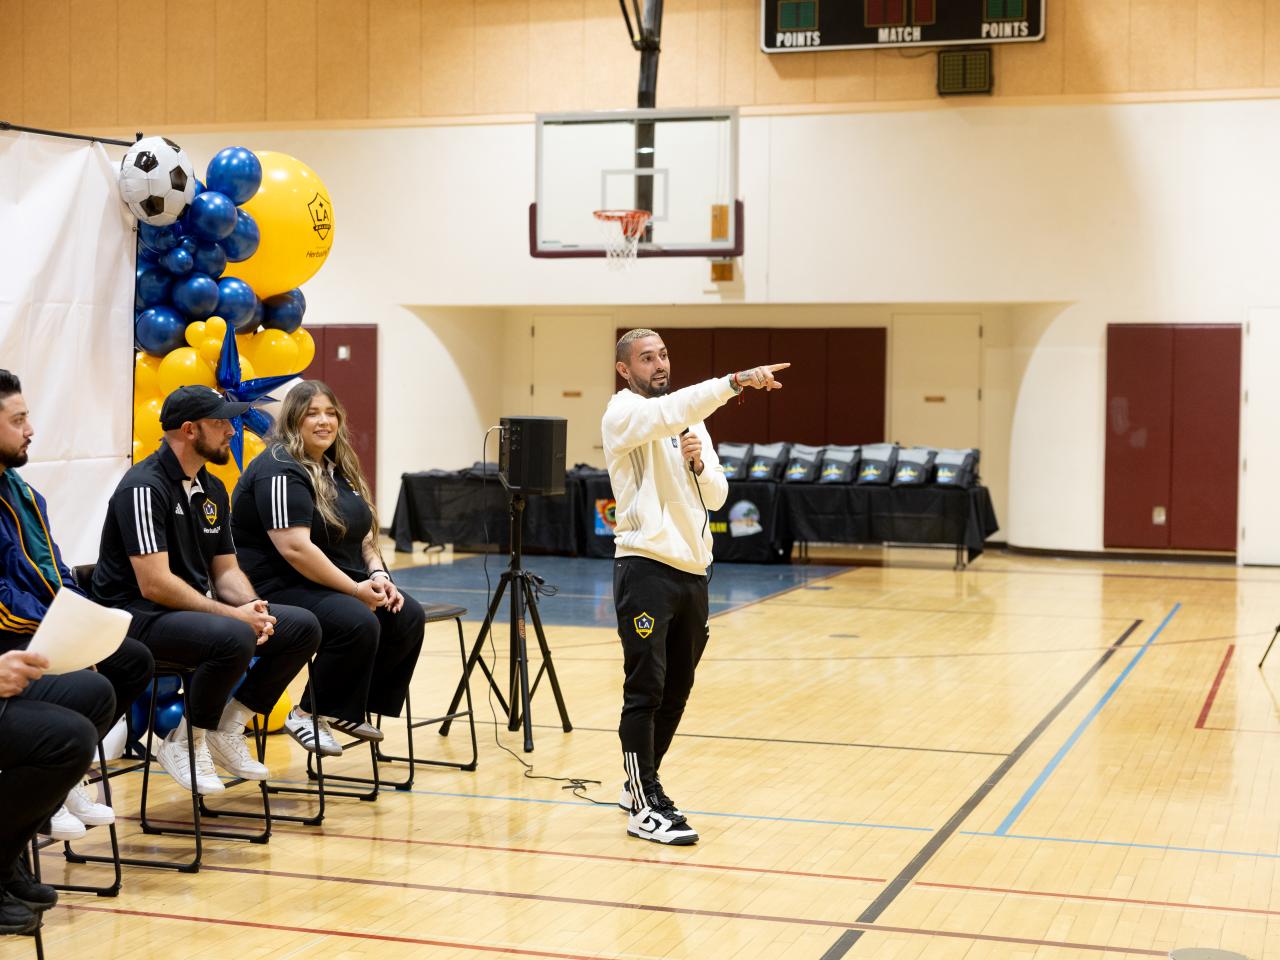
[531,107,741,259]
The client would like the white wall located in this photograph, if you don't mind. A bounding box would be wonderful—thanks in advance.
[173,97,1280,552]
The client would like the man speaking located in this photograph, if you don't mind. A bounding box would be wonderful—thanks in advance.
[604,328,786,845]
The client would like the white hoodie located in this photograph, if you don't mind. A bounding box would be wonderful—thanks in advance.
[602,377,735,575]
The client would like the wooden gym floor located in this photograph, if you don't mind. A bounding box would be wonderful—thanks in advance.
[7,551,1280,959]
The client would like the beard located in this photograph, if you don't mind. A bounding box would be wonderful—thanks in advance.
[194,433,230,466]
[632,374,671,398]
[0,446,28,469]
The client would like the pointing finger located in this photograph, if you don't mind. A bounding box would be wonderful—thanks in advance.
[765,362,790,372]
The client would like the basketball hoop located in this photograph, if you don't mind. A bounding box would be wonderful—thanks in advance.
[594,209,651,269]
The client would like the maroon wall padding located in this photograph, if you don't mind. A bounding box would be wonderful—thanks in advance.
[1103,325,1174,549]
[826,327,887,444]
[709,328,773,442]
[305,324,379,500]
[1169,325,1241,551]
[767,328,828,444]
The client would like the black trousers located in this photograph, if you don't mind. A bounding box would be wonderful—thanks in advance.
[0,669,115,880]
[95,637,155,726]
[614,556,710,805]
[265,583,426,724]
[132,605,320,730]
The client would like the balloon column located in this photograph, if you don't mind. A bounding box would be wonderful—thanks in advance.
[128,144,328,485]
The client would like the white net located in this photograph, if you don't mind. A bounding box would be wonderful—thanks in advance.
[594,210,651,270]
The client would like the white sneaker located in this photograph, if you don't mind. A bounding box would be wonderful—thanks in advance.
[205,730,269,781]
[156,732,224,795]
[283,711,343,757]
[42,805,86,841]
[627,794,699,846]
[63,778,114,826]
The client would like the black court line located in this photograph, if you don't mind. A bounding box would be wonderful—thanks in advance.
[530,722,1009,758]
[818,617,1144,960]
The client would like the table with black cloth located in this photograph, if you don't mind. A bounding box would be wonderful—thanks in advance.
[391,467,580,555]
[782,483,999,565]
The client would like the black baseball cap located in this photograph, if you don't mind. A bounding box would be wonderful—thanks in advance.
[160,385,251,430]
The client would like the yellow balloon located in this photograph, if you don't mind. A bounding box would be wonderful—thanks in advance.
[131,439,143,462]
[248,329,300,377]
[205,456,240,491]
[290,327,316,372]
[250,690,291,734]
[157,347,216,397]
[184,320,207,348]
[135,352,161,398]
[198,337,223,365]
[134,398,164,450]
[205,317,227,341]
[238,355,257,382]
[243,431,266,462]
[223,151,334,299]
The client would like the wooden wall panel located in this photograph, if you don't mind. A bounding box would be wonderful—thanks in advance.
[475,0,529,115]
[166,0,216,125]
[317,0,368,120]
[720,0,757,107]
[874,49,936,101]
[215,0,267,123]
[69,0,117,128]
[659,0,699,108]
[1130,0,1196,91]
[117,0,167,128]
[368,0,421,118]
[582,0,635,110]
[421,0,476,116]
[528,0,585,113]
[1266,0,1280,85]
[0,0,24,122]
[266,0,318,122]
[1169,326,1241,551]
[1196,0,1265,89]
[1064,0,1130,95]
[998,0,1065,96]
[22,0,69,128]
[815,51,875,104]
[755,50,816,105]
[1103,325,1174,549]
[693,0,725,107]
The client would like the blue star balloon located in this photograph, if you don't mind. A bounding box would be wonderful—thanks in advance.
[214,327,297,469]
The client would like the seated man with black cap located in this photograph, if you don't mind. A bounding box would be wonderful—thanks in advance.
[92,386,321,794]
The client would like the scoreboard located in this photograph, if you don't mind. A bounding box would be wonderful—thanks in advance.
[762,0,1045,52]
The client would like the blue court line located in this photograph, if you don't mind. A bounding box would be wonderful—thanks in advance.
[993,603,1181,836]
[961,829,1280,861]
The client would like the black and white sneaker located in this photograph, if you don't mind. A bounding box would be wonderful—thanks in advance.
[283,711,343,757]
[627,793,699,845]
[619,779,684,818]
[326,717,384,743]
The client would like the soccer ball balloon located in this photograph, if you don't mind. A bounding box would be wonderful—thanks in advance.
[118,136,195,226]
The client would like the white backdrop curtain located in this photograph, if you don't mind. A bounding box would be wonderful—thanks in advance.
[0,132,135,565]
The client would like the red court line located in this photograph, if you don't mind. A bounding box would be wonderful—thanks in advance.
[63,905,611,958]
[1195,644,1235,728]
[265,826,888,883]
[917,880,1280,918]
[194,864,1166,956]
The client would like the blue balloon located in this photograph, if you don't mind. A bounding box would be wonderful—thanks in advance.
[220,209,260,263]
[193,178,205,198]
[137,266,172,307]
[186,190,238,242]
[172,272,220,320]
[216,277,258,331]
[246,297,264,334]
[154,676,182,700]
[152,699,185,738]
[161,246,194,275]
[192,241,227,279]
[138,221,183,255]
[178,236,197,256]
[135,306,187,357]
[262,289,305,334]
[206,147,262,206]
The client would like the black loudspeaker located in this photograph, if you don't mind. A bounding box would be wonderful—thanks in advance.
[499,416,567,495]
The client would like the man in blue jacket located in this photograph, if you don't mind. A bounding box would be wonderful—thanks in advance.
[0,369,153,933]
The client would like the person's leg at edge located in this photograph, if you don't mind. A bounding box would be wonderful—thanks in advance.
[652,571,711,781]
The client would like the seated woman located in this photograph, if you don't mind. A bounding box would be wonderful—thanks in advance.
[231,381,425,756]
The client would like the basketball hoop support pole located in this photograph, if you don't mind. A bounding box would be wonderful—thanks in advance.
[634,0,663,242]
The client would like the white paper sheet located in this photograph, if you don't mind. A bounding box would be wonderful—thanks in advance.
[25,589,130,674]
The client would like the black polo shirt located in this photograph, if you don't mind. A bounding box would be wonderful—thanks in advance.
[91,441,235,616]
[232,443,374,596]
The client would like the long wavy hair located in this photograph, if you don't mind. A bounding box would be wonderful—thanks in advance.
[271,380,380,545]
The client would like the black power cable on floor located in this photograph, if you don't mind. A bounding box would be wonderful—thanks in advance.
[476,426,611,806]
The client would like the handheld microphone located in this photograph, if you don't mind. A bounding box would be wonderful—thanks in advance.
[679,428,694,472]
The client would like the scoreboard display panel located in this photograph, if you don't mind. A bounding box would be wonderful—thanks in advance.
[763,0,1045,52]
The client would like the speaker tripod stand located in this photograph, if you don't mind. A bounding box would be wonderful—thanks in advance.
[441,493,571,752]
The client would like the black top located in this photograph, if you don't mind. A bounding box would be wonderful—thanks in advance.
[231,444,374,596]
[91,441,235,617]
